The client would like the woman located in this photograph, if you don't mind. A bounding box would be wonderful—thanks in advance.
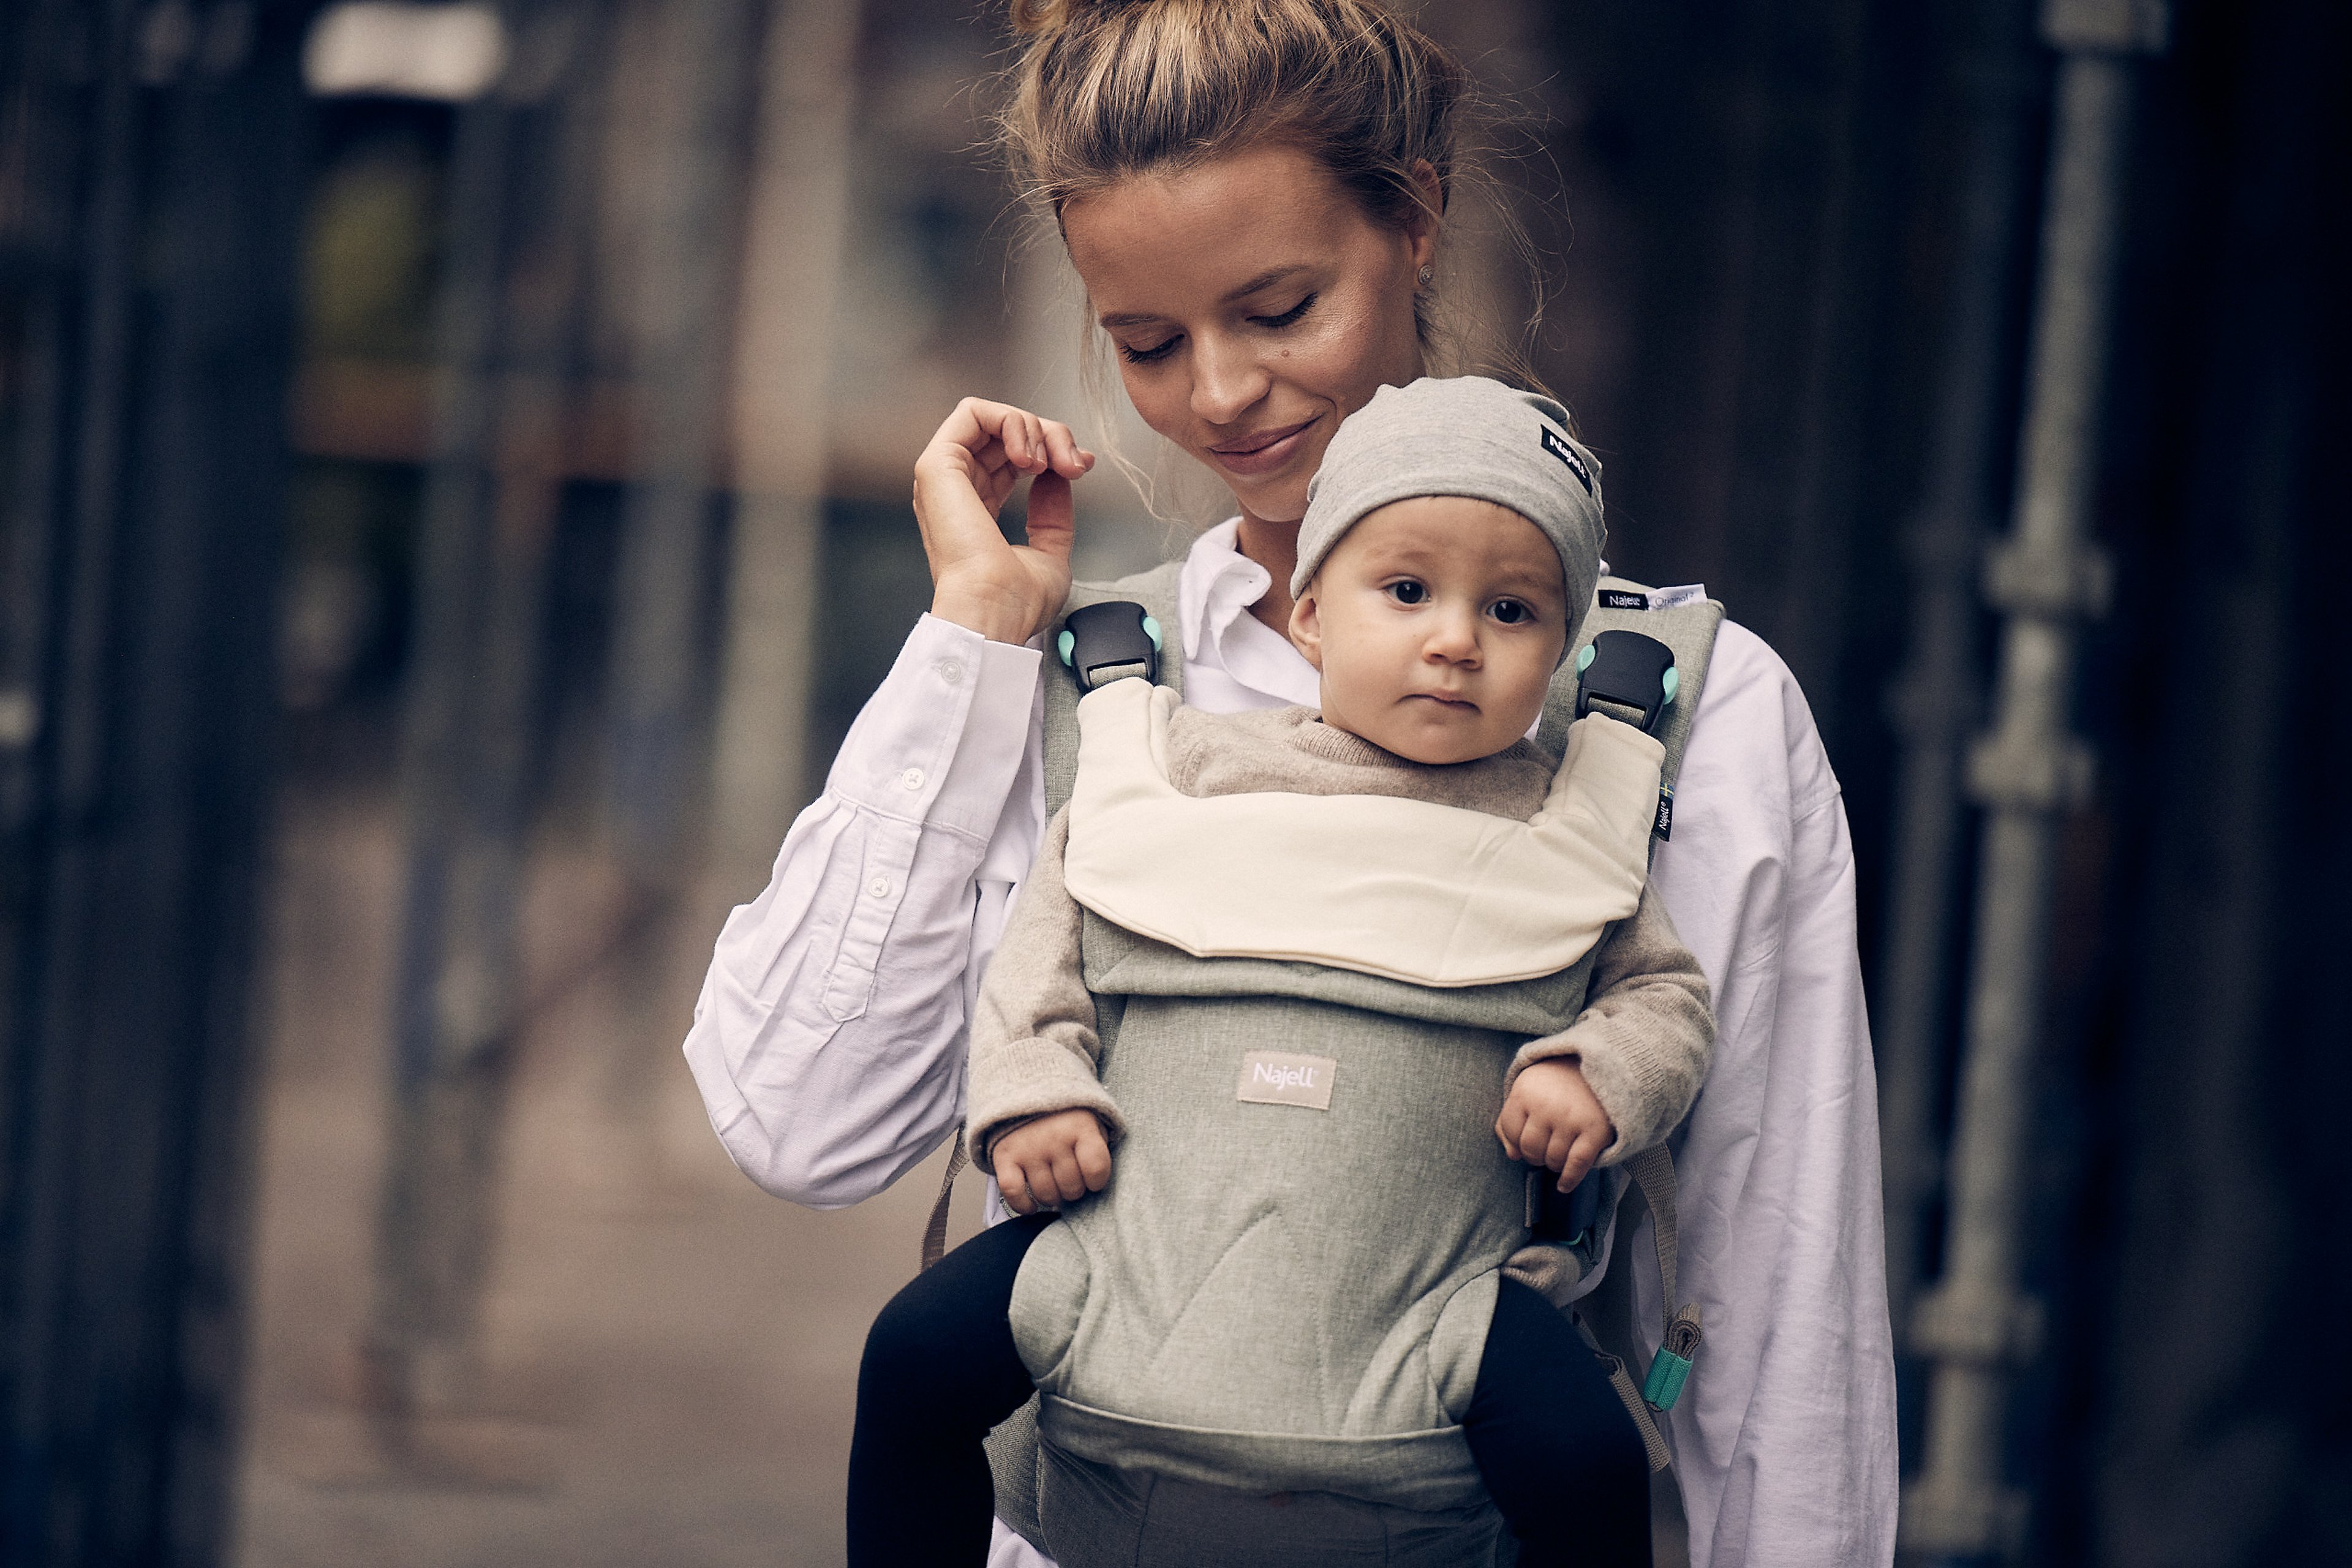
[683,4,1897,1565]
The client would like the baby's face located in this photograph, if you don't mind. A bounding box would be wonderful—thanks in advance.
[1287,497,1570,764]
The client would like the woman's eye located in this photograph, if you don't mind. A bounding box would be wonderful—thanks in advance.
[1119,336,1178,364]
[1387,581,1428,606]
[1251,293,1316,329]
[1490,599,1533,625]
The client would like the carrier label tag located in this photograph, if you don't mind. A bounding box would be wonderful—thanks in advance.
[1598,589,1648,611]
[1237,1051,1338,1111]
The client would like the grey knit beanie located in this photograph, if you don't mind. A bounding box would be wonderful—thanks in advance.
[1290,377,1605,639]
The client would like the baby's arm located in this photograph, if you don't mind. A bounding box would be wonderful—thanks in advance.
[968,805,1123,1213]
[1496,883,1715,1193]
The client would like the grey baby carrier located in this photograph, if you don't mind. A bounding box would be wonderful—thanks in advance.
[925,567,1723,1567]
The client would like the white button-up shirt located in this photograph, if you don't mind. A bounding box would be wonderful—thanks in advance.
[685,518,1898,1567]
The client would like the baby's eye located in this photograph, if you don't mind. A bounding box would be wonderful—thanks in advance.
[1386,580,1429,606]
[1489,598,1535,625]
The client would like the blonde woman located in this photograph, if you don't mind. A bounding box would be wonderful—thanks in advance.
[684,4,1897,1565]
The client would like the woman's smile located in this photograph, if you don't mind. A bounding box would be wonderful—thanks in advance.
[1207,415,1322,476]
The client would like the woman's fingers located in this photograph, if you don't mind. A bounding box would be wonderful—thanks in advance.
[1023,471,1076,564]
[1039,418,1095,479]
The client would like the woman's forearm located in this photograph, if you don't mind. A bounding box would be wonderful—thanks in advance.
[682,615,1047,1208]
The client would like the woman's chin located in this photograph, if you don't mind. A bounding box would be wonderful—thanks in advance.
[1226,475,1311,527]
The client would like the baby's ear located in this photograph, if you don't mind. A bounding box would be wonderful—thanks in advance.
[1287,584,1326,671]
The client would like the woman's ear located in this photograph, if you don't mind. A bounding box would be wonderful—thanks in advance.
[1405,159,1444,279]
[1287,585,1327,671]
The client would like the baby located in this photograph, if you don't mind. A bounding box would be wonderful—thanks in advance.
[850,377,1715,1568]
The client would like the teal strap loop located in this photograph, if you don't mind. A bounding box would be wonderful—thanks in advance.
[1643,1348,1693,1411]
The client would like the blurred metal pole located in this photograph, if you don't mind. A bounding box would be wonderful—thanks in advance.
[707,0,864,876]
[602,0,761,878]
[1,1,308,1557]
[1899,1,2166,1558]
[1875,0,2039,1349]
[366,1,603,1427]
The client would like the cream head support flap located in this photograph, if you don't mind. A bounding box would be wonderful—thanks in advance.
[1058,681,1664,989]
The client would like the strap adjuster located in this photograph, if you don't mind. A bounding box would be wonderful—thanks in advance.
[1057,600,1163,692]
[1575,629,1679,734]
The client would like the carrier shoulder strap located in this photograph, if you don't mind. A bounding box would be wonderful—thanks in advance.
[1548,580,1722,1467]
[921,562,1185,1272]
[1544,578,1726,818]
[1042,561,1186,821]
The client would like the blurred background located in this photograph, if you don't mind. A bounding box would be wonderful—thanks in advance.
[1,1,2345,1564]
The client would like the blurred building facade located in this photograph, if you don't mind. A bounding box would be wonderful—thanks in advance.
[1,1,2346,1564]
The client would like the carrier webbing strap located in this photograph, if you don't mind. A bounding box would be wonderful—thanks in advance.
[919,1133,968,1272]
[1587,1330,1677,1474]
[1573,1147,1700,1475]
[1625,1144,1706,1416]
[1042,561,1186,821]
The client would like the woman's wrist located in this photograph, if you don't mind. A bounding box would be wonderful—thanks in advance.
[930,581,1045,645]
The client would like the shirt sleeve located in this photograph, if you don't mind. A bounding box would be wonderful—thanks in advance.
[682,614,1047,1208]
[1641,622,1901,1568]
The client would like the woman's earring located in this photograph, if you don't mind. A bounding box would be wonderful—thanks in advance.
[1417,265,1433,289]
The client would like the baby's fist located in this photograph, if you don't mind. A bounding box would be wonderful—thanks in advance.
[1496,1058,1616,1193]
[990,1107,1112,1215]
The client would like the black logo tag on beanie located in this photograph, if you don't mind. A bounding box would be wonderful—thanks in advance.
[1539,426,1594,495]
[1598,589,1649,611]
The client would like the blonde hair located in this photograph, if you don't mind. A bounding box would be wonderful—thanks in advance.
[998,1,1553,518]
[1009,1,1479,334]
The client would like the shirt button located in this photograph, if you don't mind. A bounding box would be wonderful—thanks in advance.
[900,767,925,792]
[937,658,963,685]
[867,875,892,899]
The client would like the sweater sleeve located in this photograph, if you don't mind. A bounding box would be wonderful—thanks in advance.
[965,805,1125,1171]
[1505,881,1715,1164]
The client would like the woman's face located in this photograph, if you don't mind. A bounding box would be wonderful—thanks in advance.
[1061,143,1432,529]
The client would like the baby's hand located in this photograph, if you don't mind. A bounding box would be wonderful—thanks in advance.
[990,1108,1113,1215]
[1496,1059,1616,1194]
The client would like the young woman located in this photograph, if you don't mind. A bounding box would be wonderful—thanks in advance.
[682,4,1898,1566]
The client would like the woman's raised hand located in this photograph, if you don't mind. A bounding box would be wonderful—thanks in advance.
[913,398,1095,645]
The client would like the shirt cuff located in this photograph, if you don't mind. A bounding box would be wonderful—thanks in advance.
[826,614,1041,840]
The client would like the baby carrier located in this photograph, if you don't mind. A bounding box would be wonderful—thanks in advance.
[927,565,1724,1567]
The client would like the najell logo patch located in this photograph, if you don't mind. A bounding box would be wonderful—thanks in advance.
[1539,425,1594,495]
[1236,1050,1338,1110]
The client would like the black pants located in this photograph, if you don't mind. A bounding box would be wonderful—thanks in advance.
[847,1215,1651,1567]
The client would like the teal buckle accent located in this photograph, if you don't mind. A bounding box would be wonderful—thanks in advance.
[1643,1348,1692,1412]
[1057,629,1076,667]
[1142,614,1162,652]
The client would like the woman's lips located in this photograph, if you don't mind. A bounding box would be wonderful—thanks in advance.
[1207,416,1319,477]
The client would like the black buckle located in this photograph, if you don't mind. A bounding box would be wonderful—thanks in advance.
[1057,600,1162,692]
[1575,630,1679,734]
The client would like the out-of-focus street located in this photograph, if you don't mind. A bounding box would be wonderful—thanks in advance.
[229,734,978,1566]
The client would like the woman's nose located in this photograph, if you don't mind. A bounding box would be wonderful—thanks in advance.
[1189,333,1270,425]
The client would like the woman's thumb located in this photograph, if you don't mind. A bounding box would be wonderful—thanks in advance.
[1023,470,1076,560]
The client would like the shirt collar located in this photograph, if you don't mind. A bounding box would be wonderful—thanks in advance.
[1177,518,1321,707]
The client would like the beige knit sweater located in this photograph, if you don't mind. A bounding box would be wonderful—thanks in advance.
[967,705,1715,1172]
